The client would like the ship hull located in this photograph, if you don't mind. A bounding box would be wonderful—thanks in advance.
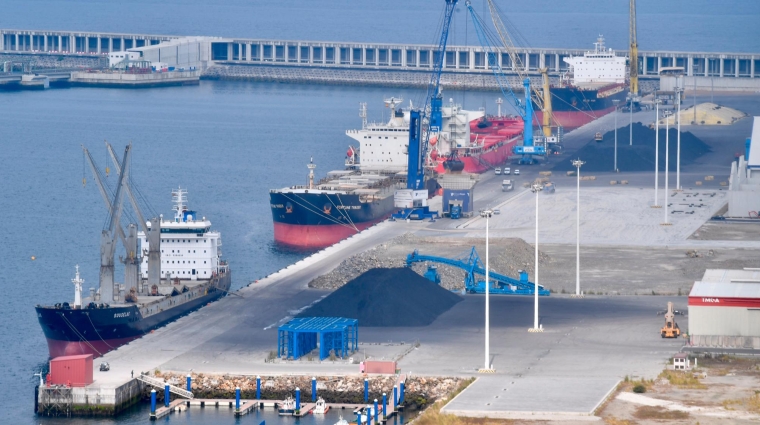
[36,273,231,358]
[435,136,520,174]
[535,84,628,131]
[270,191,394,249]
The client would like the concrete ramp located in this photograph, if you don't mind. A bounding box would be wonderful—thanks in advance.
[137,374,194,399]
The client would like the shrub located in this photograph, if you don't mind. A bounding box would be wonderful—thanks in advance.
[632,384,646,393]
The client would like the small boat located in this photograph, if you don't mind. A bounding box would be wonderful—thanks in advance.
[334,416,349,425]
[278,396,296,416]
[314,397,330,414]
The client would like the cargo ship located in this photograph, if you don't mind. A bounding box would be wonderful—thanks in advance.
[536,36,629,130]
[36,188,231,358]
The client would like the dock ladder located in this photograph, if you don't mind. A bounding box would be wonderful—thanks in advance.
[137,374,194,399]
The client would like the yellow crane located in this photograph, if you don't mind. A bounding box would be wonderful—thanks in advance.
[629,0,639,97]
[486,0,554,139]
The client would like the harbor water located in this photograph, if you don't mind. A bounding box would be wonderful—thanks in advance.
[1,1,758,423]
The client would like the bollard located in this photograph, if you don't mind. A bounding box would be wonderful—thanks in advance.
[382,392,387,419]
[235,387,240,412]
[295,387,301,411]
[393,387,397,411]
[150,389,156,415]
[399,382,405,404]
[312,377,317,402]
[164,384,170,407]
[374,399,378,423]
[364,378,369,402]
[256,375,261,399]
[186,374,192,392]
[357,411,362,424]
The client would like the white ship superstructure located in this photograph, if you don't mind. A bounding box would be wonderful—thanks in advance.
[345,97,483,171]
[563,36,626,85]
[138,188,225,283]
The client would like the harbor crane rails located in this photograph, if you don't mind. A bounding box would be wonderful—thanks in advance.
[485,0,559,149]
[465,1,544,164]
[392,0,458,220]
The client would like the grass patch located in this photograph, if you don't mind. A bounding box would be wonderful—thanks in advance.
[633,405,689,420]
[723,393,760,413]
[658,369,707,389]
[621,375,655,393]
[603,417,634,425]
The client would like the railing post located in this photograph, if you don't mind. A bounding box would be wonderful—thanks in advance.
[382,392,387,419]
[312,376,317,402]
[150,389,156,417]
[186,374,191,392]
[364,378,368,402]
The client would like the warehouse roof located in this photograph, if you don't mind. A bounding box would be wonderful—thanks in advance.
[690,268,760,299]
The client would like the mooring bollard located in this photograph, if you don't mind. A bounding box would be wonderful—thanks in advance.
[357,410,362,424]
[399,382,405,404]
[256,375,261,399]
[393,387,397,410]
[382,392,387,418]
[164,384,170,407]
[312,377,317,402]
[374,399,378,423]
[364,378,369,402]
[186,374,191,392]
[295,387,301,411]
[235,387,240,412]
[150,389,156,415]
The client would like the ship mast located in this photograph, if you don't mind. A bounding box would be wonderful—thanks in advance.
[72,265,83,308]
[307,157,316,189]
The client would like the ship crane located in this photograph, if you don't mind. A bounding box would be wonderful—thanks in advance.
[392,0,457,220]
[99,144,131,303]
[465,1,544,164]
[627,0,641,111]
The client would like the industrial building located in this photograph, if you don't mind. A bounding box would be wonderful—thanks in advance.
[277,317,358,361]
[727,116,760,218]
[688,268,760,349]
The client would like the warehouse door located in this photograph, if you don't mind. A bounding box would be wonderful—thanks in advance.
[748,310,760,336]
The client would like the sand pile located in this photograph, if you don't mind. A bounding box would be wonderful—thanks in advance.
[297,268,462,327]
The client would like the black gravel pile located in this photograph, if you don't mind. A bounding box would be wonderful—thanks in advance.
[553,123,711,172]
[297,267,462,327]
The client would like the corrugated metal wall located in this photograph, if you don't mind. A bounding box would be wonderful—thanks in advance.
[689,306,760,348]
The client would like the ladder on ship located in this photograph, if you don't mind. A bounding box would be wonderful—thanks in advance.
[137,374,194,399]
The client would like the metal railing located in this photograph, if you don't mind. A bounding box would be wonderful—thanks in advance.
[137,374,194,399]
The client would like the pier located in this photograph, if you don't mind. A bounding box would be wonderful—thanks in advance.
[1,29,759,91]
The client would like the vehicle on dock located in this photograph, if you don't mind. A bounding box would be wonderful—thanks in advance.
[595,132,603,142]
[279,396,296,416]
[35,144,231,359]
[502,179,514,192]
[314,397,329,414]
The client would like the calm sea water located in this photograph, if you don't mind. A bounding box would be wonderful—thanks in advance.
[1,1,757,424]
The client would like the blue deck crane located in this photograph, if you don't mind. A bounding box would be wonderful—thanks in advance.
[464,1,546,165]
[391,0,458,220]
[406,247,550,296]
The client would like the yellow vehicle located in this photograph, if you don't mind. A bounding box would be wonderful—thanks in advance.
[661,302,681,338]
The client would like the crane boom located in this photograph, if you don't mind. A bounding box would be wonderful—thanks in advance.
[629,0,639,96]
[106,141,149,234]
[82,146,127,247]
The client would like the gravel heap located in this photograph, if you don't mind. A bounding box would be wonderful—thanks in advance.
[309,233,550,291]
[297,267,462,327]
[553,123,711,172]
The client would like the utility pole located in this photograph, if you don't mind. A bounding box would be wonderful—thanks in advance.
[653,97,661,208]
[676,84,682,190]
[479,208,494,372]
[530,183,543,331]
[613,100,620,172]
[662,112,671,226]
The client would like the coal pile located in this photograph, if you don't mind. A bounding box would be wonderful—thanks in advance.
[298,267,462,327]
[553,123,711,172]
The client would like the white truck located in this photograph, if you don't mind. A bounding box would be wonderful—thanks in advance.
[501,179,513,192]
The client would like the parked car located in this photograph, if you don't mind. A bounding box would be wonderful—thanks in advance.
[99,362,110,372]
[495,168,501,175]
[503,167,511,175]
[514,169,520,175]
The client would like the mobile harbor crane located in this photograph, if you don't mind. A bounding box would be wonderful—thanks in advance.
[465,1,545,164]
[391,0,458,220]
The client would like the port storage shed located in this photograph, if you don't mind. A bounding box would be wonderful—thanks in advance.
[688,268,760,349]
[278,317,358,360]
[49,354,93,387]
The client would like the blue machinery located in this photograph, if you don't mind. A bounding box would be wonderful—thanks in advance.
[392,0,458,221]
[406,247,550,296]
[464,1,546,164]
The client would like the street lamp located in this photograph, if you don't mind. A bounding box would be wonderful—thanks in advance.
[653,96,661,208]
[572,159,584,297]
[662,106,671,225]
[612,99,620,172]
[629,93,633,146]
[675,85,683,190]
[530,183,543,332]
[479,208,494,372]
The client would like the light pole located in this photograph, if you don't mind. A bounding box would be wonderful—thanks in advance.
[572,159,584,297]
[662,108,671,225]
[653,97,661,208]
[530,183,543,331]
[675,85,682,190]
[629,94,633,145]
[479,208,494,372]
[612,99,620,172]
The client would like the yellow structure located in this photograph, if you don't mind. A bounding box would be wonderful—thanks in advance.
[657,103,746,126]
